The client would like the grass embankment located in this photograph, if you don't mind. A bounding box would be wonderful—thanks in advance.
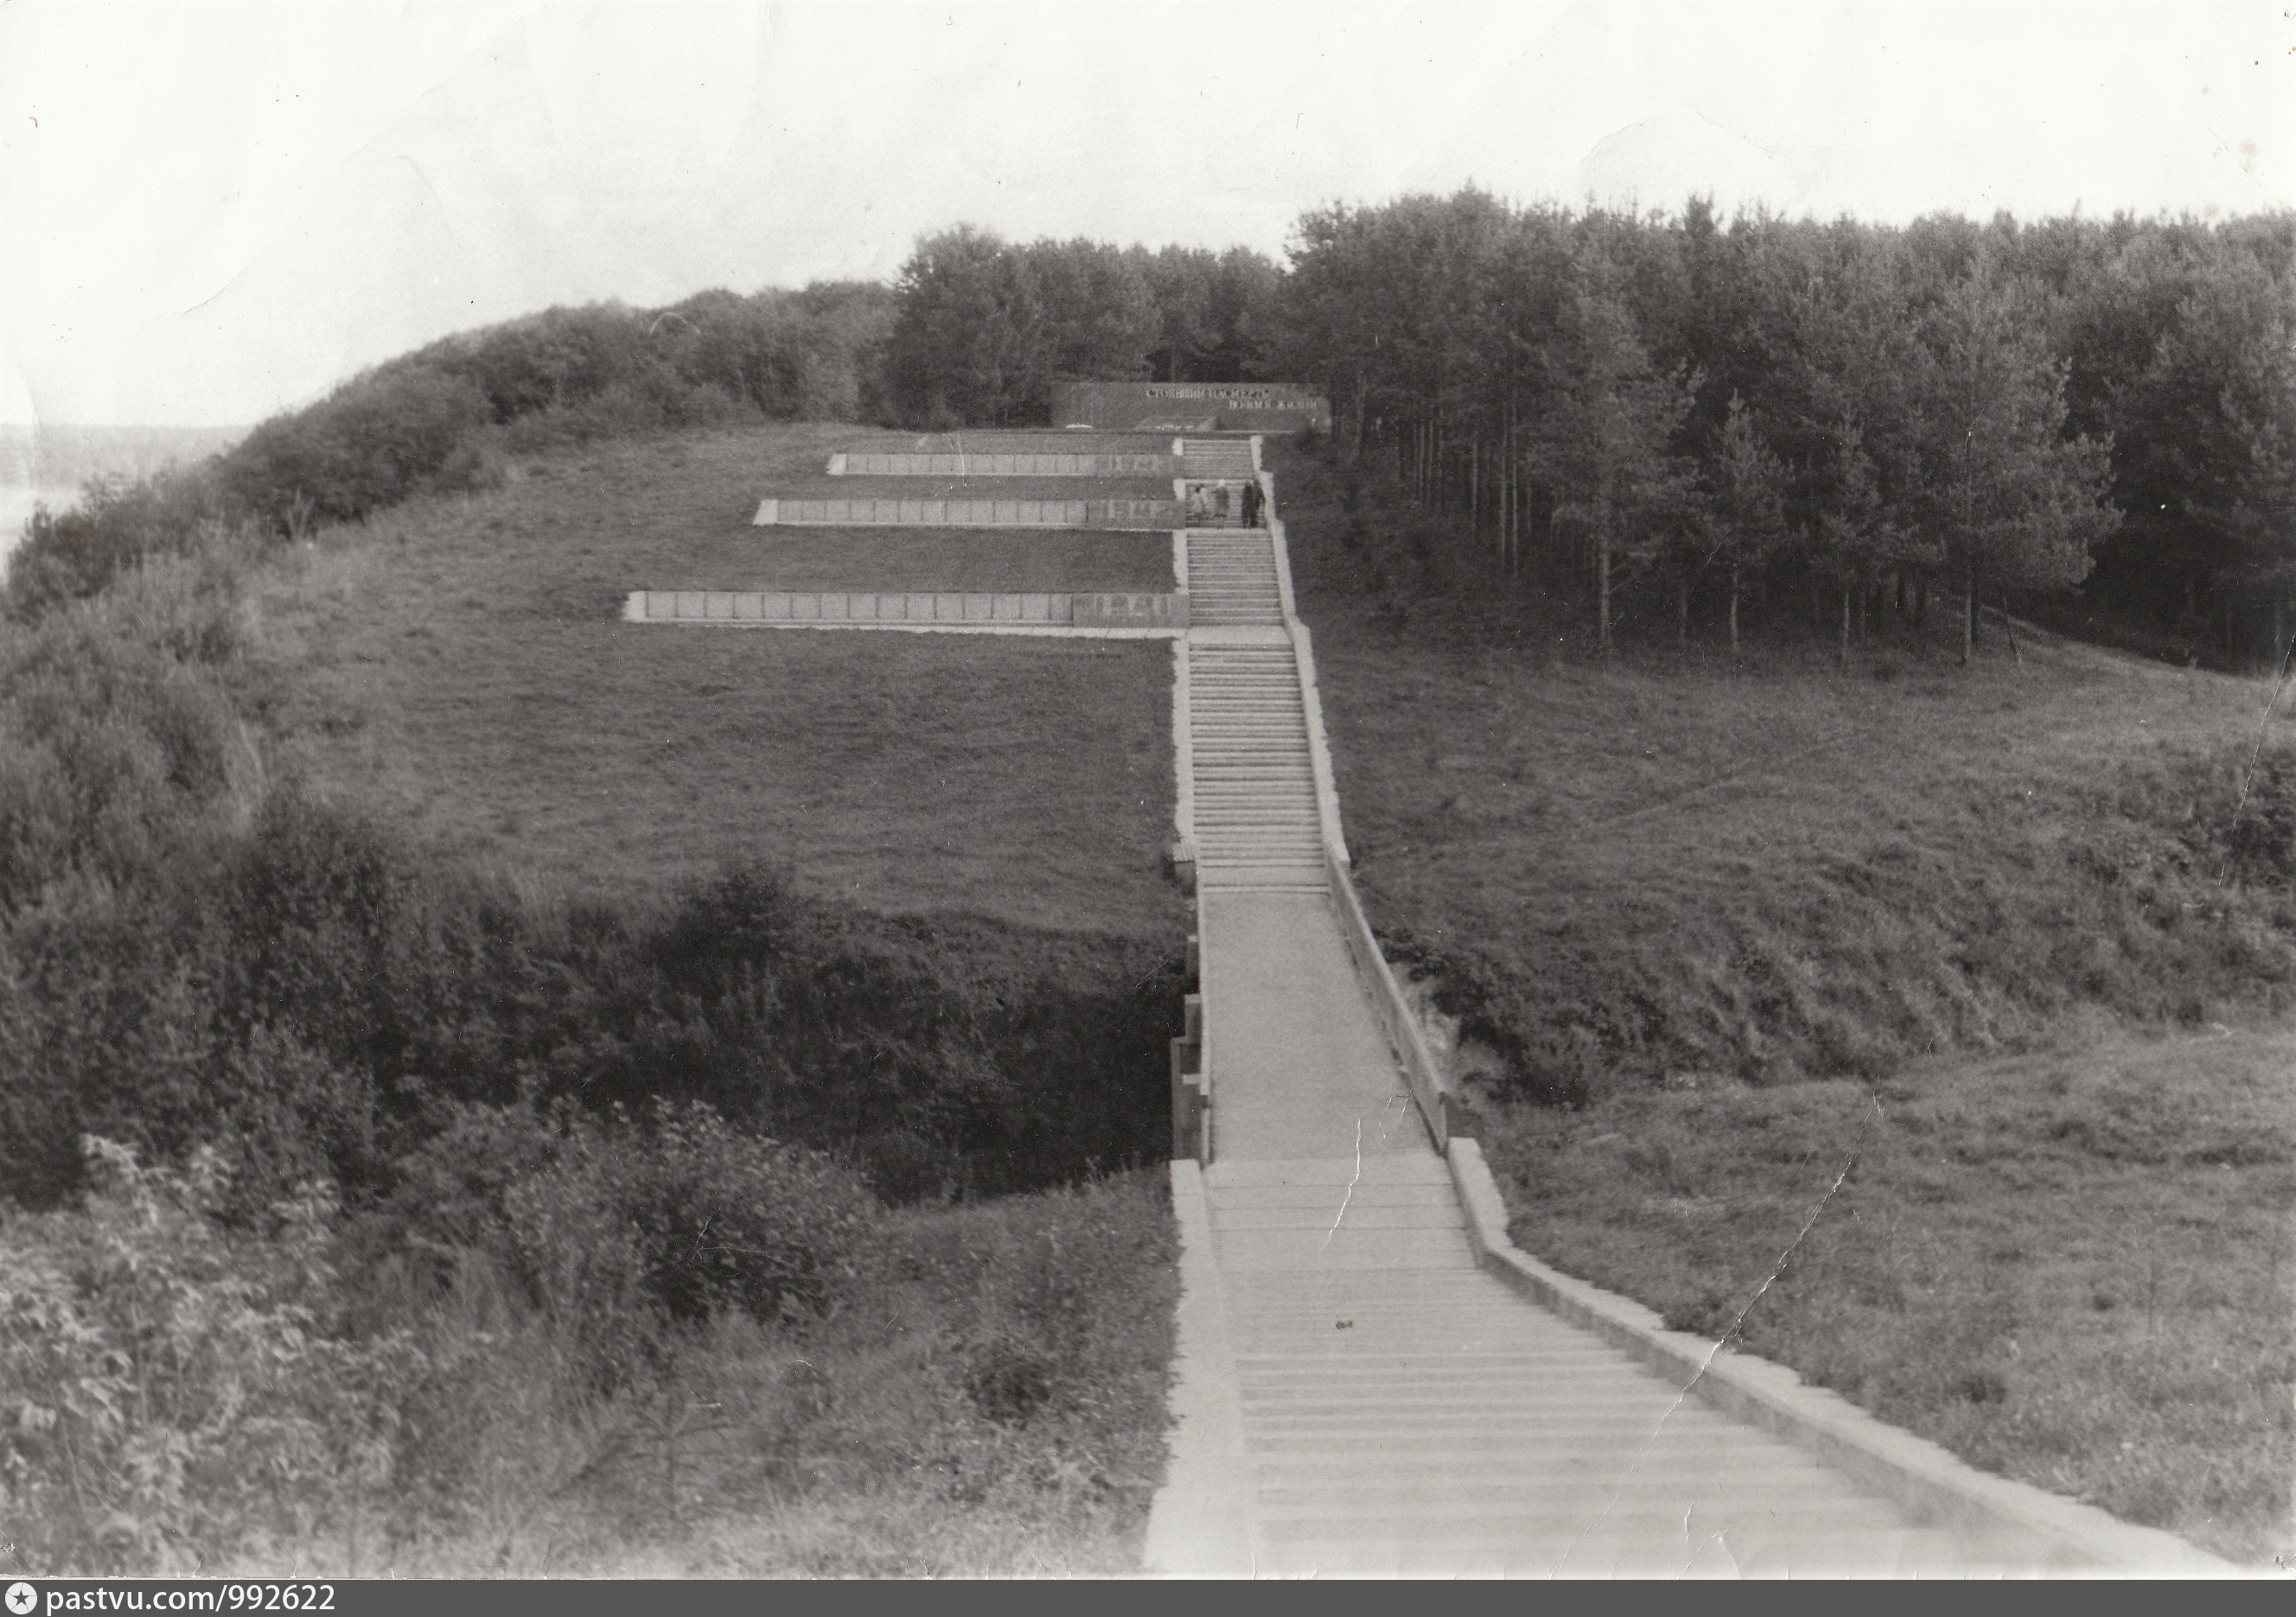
[3,420,1195,1576]
[246,422,1184,933]
[1273,440,2296,1563]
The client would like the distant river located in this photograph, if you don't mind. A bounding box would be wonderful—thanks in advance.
[0,484,80,564]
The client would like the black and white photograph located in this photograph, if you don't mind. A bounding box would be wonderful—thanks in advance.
[1,0,2292,1582]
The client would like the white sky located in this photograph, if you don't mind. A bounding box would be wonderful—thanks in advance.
[1,0,2290,427]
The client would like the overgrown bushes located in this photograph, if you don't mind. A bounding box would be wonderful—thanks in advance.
[3,1129,1179,1576]
[1,1140,422,1576]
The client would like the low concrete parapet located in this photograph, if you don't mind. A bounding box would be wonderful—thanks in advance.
[832,450,1175,477]
[1170,992,1207,1162]
[625,589,1189,630]
[1327,852,1460,1150]
[1139,1161,1254,1575]
[753,495,1183,530]
[1443,1139,2235,1574]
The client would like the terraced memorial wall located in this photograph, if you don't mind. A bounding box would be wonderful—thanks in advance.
[1054,381,1334,433]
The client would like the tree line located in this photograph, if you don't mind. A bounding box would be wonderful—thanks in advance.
[10,196,2292,664]
[1280,193,2296,665]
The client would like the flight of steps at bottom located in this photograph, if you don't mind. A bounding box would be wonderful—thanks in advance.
[1202,1154,1996,1578]
[1188,644,1326,887]
[1186,531,1285,626]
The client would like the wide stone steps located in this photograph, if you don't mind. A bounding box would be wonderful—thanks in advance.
[1185,532,1284,628]
[1185,633,1325,874]
[1182,439,1258,472]
[1174,1151,2031,1576]
[1248,1531,1987,1579]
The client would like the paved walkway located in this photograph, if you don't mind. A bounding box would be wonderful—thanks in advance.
[1199,892,1421,1162]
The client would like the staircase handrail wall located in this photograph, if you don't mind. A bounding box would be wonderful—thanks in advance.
[1265,481,1446,1148]
[1285,619,1350,868]
[1196,887,1214,1162]
[1326,851,1453,1149]
[1170,636,1196,863]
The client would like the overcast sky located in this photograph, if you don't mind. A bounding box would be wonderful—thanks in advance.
[2,0,2290,428]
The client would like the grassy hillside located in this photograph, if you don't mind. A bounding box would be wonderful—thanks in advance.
[2,418,1197,1576]
[1482,1025,2296,1564]
[1277,437,2293,1091]
[1274,439,2296,1563]
[245,423,1185,935]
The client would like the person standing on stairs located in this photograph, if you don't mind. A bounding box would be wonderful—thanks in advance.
[1241,480,1263,529]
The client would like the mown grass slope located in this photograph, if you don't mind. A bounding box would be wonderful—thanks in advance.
[1273,438,2296,1563]
[244,423,1184,934]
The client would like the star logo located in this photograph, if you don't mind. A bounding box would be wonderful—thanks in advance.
[5,1582,36,1616]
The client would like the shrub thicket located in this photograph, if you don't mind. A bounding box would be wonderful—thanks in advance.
[3,1130,1177,1576]
[1,1140,423,1576]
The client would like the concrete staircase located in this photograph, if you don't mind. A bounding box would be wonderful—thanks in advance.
[1181,438,1259,479]
[1145,436,2153,1578]
[1201,1155,2008,1576]
[707,427,2197,1575]
[1185,531,1285,627]
[1187,644,1325,890]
